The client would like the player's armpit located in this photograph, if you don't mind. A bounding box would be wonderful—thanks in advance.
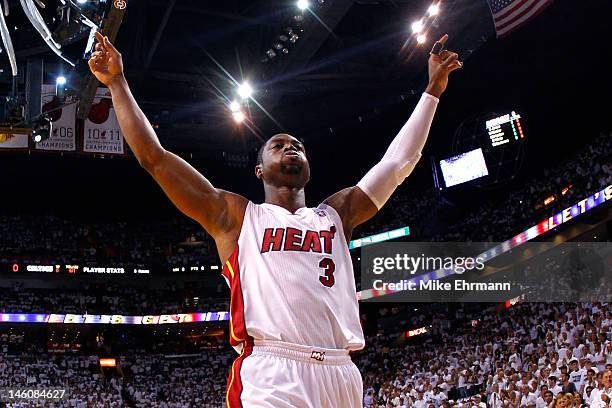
[146,149,248,238]
[323,186,378,241]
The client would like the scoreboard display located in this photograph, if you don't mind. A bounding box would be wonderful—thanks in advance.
[2,263,150,275]
[485,111,525,147]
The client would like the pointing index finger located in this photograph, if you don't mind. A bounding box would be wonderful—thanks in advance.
[94,31,108,52]
[102,35,119,53]
[437,34,449,45]
[95,31,105,44]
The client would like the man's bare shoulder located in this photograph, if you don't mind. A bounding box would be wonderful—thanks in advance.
[215,189,249,226]
[218,189,249,207]
[212,190,249,262]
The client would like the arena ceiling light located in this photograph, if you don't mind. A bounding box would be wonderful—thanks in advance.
[56,76,67,100]
[229,100,240,112]
[411,19,424,34]
[417,34,426,44]
[297,0,310,10]
[427,3,440,16]
[232,111,246,123]
[237,82,253,99]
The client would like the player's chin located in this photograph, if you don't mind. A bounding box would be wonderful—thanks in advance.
[280,163,303,175]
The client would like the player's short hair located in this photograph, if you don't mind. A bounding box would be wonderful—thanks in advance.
[256,142,266,166]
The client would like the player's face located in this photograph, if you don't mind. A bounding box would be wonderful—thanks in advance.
[256,134,310,188]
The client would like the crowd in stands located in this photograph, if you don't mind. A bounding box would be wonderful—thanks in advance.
[120,350,231,407]
[361,132,612,242]
[0,216,217,270]
[0,134,610,407]
[357,302,612,407]
[1,134,610,274]
[433,133,612,242]
[0,349,124,407]
[0,282,228,315]
[0,345,229,407]
[0,301,610,407]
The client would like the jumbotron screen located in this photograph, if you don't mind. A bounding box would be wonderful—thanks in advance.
[439,148,489,188]
[485,111,525,147]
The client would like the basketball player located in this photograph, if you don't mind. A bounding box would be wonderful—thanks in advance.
[89,31,462,407]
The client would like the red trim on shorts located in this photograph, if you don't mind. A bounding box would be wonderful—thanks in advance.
[226,340,253,408]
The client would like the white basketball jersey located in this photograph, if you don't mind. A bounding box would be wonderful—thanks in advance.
[221,201,365,352]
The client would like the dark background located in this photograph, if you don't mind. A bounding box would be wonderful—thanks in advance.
[0,0,610,221]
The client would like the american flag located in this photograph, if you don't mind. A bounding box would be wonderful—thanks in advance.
[487,0,554,38]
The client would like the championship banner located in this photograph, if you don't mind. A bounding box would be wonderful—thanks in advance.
[83,87,125,154]
[36,84,77,151]
[0,131,29,149]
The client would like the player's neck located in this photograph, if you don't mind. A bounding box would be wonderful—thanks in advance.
[264,185,306,213]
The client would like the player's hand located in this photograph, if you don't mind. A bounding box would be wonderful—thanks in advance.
[88,31,124,87]
[425,34,463,98]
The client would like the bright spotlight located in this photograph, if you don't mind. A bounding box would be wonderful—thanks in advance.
[297,0,310,10]
[77,0,87,3]
[232,111,246,123]
[237,82,253,99]
[417,34,426,44]
[229,100,241,112]
[427,3,439,16]
[411,19,424,33]
[55,76,67,100]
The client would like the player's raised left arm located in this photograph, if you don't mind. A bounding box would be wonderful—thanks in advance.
[324,34,462,239]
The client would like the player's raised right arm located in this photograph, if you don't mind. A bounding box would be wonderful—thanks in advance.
[88,32,247,239]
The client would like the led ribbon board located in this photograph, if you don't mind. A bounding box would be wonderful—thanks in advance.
[349,227,410,250]
[358,184,612,300]
[405,326,428,338]
[5,264,149,274]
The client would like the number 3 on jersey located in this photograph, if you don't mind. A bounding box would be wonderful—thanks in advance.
[318,258,335,287]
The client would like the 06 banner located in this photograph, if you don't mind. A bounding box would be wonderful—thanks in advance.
[36,84,77,151]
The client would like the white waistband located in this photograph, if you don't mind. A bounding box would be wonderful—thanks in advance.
[252,340,351,365]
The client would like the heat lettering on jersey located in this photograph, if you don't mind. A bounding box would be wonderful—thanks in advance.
[260,226,336,254]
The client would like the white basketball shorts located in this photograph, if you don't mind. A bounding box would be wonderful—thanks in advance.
[225,340,363,407]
